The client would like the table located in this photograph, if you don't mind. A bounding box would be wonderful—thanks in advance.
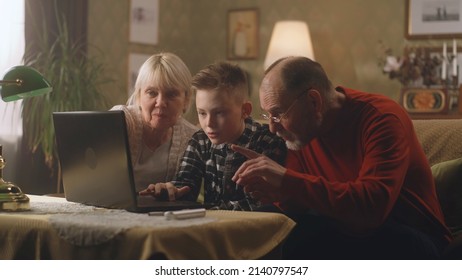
[0,195,295,260]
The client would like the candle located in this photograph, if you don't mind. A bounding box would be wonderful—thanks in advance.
[442,42,447,80]
[453,39,458,76]
[454,39,457,56]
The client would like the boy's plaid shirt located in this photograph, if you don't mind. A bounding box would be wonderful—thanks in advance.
[171,117,287,210]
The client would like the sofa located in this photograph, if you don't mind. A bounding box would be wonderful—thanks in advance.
[413,119,462,259]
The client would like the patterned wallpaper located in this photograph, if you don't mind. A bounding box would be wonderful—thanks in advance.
[88,0,441,123]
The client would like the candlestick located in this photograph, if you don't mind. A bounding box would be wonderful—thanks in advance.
[442,42,447,80]
[442,61,447,80]
[453,39,458,77]
[454,57,458,77]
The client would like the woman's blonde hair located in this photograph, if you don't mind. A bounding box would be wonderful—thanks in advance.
[128,52,192,113]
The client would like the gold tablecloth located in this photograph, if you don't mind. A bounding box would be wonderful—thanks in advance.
[0,195,295,259]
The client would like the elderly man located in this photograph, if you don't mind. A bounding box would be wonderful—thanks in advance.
[232,56,452,259]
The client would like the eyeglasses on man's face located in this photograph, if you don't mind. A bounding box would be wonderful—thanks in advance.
[260,90,308,123]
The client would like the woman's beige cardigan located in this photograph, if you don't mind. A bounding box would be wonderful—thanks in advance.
[111,105,198,181]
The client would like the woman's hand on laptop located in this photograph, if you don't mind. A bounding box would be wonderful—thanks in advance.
[139,182,190,201]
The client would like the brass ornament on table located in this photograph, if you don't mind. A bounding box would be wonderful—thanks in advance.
[0,145,30,211]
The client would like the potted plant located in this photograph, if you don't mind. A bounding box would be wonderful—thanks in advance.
[21,4,111,193]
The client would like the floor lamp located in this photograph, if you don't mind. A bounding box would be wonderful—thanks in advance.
[0,66,53,211]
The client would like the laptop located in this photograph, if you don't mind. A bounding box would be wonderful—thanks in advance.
[52,110,203,213]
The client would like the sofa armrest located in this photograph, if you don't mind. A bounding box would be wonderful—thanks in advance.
[412,119,462,166]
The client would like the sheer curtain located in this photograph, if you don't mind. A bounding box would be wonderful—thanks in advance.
[0,0,25,180]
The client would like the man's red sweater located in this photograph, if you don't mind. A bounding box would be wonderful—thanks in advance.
[280,87,452,245]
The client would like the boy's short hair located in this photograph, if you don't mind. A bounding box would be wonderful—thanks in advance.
[192,61,249,103]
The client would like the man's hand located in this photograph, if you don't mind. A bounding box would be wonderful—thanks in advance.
[138,182,190,201]
[231,144,287,202]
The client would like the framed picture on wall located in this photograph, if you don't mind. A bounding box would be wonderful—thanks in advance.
[227,8,259,60]
[406,0,462,39]
[128,53,151,96]
[129,0,159,45]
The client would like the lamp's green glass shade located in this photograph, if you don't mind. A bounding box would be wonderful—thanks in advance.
[0,66,53,102]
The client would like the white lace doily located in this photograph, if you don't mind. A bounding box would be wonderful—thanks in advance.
[4,198,215,247]
[49,211,216,246]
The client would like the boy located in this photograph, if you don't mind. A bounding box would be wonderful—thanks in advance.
[139,61,286,210]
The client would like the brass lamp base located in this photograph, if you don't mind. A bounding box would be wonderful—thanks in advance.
[0,145,30,211]
[0,180,30,211]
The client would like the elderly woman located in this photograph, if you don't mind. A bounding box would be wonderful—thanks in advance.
[112,52,198,192]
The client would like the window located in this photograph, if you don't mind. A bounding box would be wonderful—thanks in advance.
[0,0,24,136]
[0,0,24,179]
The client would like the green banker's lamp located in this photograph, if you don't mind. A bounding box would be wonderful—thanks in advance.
[0,66,52,211]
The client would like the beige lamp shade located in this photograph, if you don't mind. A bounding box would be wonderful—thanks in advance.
[263,21,315,70]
